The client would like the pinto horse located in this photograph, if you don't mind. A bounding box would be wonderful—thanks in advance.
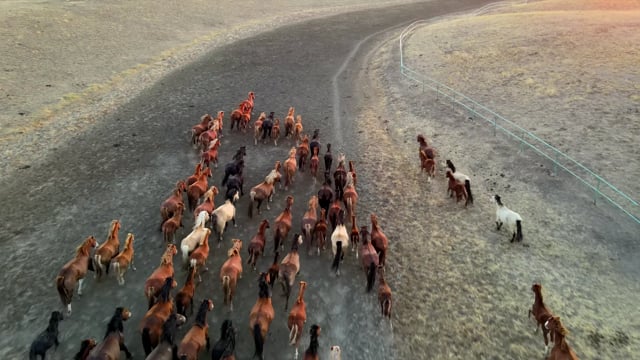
[144,244,178,309]
[302,324,321,360]
[446,170,468,207]
[528,283,555,353]
[110,233,136,286]
[211,192,239,247]
[284,107,295,139]
[177,299,214,360]
[56,236,99,316]
[144,313,186,360]
[220,239,243,311]
[87,307,133,360]
[297,135,310,171]
[180,211,210,265]
[161,180,187,230]
[283,147,297,190]
[333,154,347,201]
[545,316,579,360]
[287,281,308,360]
[175,265,197,318]
[141,277,176,356]
[162,203,185,244]
[312,209,328,256]
[249,272,275,360]
[301,196,318,255]
[359,227,379,292]
[279,234,304,311]
[377,266,393,328]
[445,160,474,204]
[94,219,121,280]
[248,168,280,218]
[211,319,237,360]
[331,212,349,276]
[247,219,270,271]
[187,167,213,213]
[370,213,389,267]
[273,195,294,252]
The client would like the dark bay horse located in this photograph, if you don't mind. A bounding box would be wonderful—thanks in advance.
[87,307,132,359]
[211,319,237,360]
[141,277,176,356]
[317,177,334,216]
[359,227,379,292]
[249,273,275,360]
[333,155,347,201]
[177,299,214,360]
[29,311,64,360]
[56,236,99,316]
[302,324,321,360]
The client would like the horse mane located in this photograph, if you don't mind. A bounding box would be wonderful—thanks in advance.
[74,339,96,360]
[258,273,271,299]
[417,134,427,146]
[107,220,120,237]
[305,325,321,355]
[227,247,239,258]
[158,277,173,303]
[360,227,370,244]
[160,313,178,344]
[265,169,279,184]
[104,307,127,339]
[123,233,134,249]
[194,211,208,230]
[194,299,210,327]
[553,318,569,337]
[76,237,95,256]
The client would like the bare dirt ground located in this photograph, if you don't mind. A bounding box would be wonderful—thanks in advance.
[347,0,639,358]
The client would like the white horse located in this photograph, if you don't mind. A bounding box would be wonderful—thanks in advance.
[329,345,342,360]
[445,160,474,204]
[211,190,239,247]
[493,194,523,242]
[180,211,209,264]
[330,222,349,276]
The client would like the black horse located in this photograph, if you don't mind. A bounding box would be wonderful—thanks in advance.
[324,143,333,179]
[225,174,244,197]
[309,129,320,158]
[317,176,334,215]
[211,319,237,360]
[261,112,274,141]
[29,311,64,360]
[222,146,246,187]
[333,161,347,201]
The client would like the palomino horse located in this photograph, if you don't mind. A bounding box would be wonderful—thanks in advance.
[87,307,133,360]
[359,227,379,292]
[160,180,187,230]
[211,190,240,247]
[201,138,221,168]
[212,319,237,360]
[194,186,218,219]
[144,313,187,360]
[162,203,185,244]
[187,167,213,213]
[297,135,310,171]
[248,166,281,218]
[189,226,211,281]
[446,160,474,204]
[446,170,468,207]
[220,239,243,311]
[221,146,246,187]
[56,236,99,316]
[283,147,297,190]
[293,115,304,143]
[144,244,178,309]
[191,114,212,145]
[175,265,197,318]
[528,283,555,353]
[110,233,136,286]
[284,107,295,139]
[545,316,580,360]
[333,154,347,201]
[324,143,333,177]
[370,213,389,267]
[301,196,318,255]
[302,324,321,360]
[288,281,308,360]
[317,177,334,216]
[274,195,294,252]
[94,219,121,280]
[249,272,275,360]
[279,234,304,311]
[247,219,270,271]
[73,338,97,360]
[180,211,209,265]
[377,266,393,329]
[310,146,320,179]
[494,194,523,243]
[331,212,349,276]
[177,299,214,360]
[141,277,177,356]
[312,209,328,256]
[342,173,358,222]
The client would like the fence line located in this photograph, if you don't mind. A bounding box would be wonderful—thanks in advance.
[398,13,640,225]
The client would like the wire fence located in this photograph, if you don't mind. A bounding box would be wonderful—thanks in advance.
[398,6,640,225]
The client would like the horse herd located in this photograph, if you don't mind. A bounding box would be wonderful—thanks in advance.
[29,91,577,360]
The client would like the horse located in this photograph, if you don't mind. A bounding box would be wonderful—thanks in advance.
[329,345,342,360]
[248,168,280,218]
[317,177,334,216]
[162,203,185,244]
[230,102,249,132]
[297,135,310,171]
[301,196,318,255]
[445,160,474,204]
[328,198,344,233]
[211,192,239,247]
[74,338,97,360]
[310,146,320,179]
[267,251,280,290]
[342,173,358,221]
[446,170,468,207]
[144,313,186,360]
[56,236,99,316]
[198,124,219,153]
[284,107,295,138]
[350,214,360,257]
[225,173,244,197]
[253,112,265,145]
[323,143,333,176]
[302,324,321,360]
[189,228,211,282]
[201,138,221,168]
[494,194,523,242]
[180,211,210,266]
[247,219,270,271]
[377,266,393,328]
[331,213,349,276]
[177,299,214,360]
[283,147,297,190]
[420,150,436,182]
[279,234,303,311]
[261,112,274,143]
[186,164,203,188]
[144,244,178,309]
[29,311,64,360]
[249,272,275,360]
[293,115,304,143]
[194,186,218,220]
[359,227,379,292]
[191,114,213,145]
[417,134,436,162]
[221,146,246,187]
[211,319,237,360]
[528,283,555,353]
[273,195,294,252]
[309,129,320,161]
[240,91,255,115]
[370,213,389,267]
[220,239,243,311]
[348,160,357,188]
[110,233,136,285]
[187,167,213,213]
[141,277,177,356]
[333,154,347,201]
[545,316,579,360]
[287,281,308,360]
[312,209,328,256]
[272,118,281,146]
[175,265,197,318]
[87,307,133,360]
[93,219,121,280]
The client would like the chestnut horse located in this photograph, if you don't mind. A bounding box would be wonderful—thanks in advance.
[283,147,297,190]
[301,196,318,255]
[284,107,295,138]
[288,281,308,360]
[220,239,243,311]
[377,266,393,329]
[110,233,136,286]
[293,115,304,143]
[279,234,303,311]
[230,102,250,132]
[342,173,358,222]
[187,167,213,213]
[253,112,265,145]
[249,272,275,360]
[247,219,270,271]
[417,134,436,162]
[273,195,294,252]
[144,313,187,360]
[267,251,280,289]
[94,219,121,280]
[545,316,579,360]
[177,299,214,360]
[211,319,237,360]
[194,186,218,219]
[333,154,347,201]
[528,283,555,353]
[160,180,187,230]
[297,135,310,171]
[370,213,388,267]
[310,146,320,179]
[350,214,360,257]
[312,209,328,256]
[191,114,212,145]
[328,198,344,233]
[272,118,281,146]
[302,324,321,360]
[201,138,221,168]
[359,227,379,292]
[141,277,176,356]
[186,163,202,188]
[144,244,178,309]
[162,203,185,244]
[446,170,468,207]
[248,168,280,218]
[420,150,436,182]
[175,265,197,318]
[189,227,211,281]
[87,307,132,360]
[56,236,99,315]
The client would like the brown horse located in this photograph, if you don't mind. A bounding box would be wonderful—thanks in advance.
[247,219,270,271]
[266,251,280,290]
[175,265,197,318]
[186,163,203,188]
[284,107,295,138]
[230,102,249,132]
[177,299,214,360]
[359,227,379,292]
[144,313,187,360]
[420,150,436,182]
[545,316,579,360]
[73,338,97,360]
[253,112,265,145]
[93,219,121,280]
[279,234,303,311]
[194,186,218,219]
[191,114,213,145]
[288,281,308,359]
[162,203,185,244]
[56,236,99,316]
[189,228,211,282]
[87,307,133,360]
[283,147,297,190]
[220,239,243,311]
[312,209,328,256]
[211,319,237,360]
[187,167,213,213]
[201,138,221,168]
[293,115,304,143]
[301,196,318,255]
[302,324,321,360]
[249,272,275,360]
[272,118,281,146]
[144,244,178,309]
[370,213,388,267]
[310,146,320,179]
[198,124,219,152]
[350,214,360,257]
[248,168,280,218]
[141,277,176,356]
[446,170,468,207]
[528,283,555,353]
[273,195,294,252]
[110,233,136,286]
[160,180,187,230]
[342,174,358,222]
[297,135,310,171]
[417,134,436,162]
[328,198,344,233]
[333,155,347,201]
[377,266,393,328]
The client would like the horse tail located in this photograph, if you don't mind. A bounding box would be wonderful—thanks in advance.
[248,191,256,218]
[93,254,102,277]
[222,275,231,305]
[274,227,283,252]
[142,327,153,356]
[289,323,298,346]
[379,250,387,267]
[181,244,190,264]
[247,248,254,265]
[367,262,377,292]
[28,345,37,360]
[56,275,71,306]
[332,241,342,272]
[383,298,392,318]
[465,179,473,204]
[111,261,120,278]
[253,323,264,359]
[190,258,197,270]
[516,220,523,242]
[187,191,197,213]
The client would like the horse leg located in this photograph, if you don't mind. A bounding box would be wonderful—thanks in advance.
[120,342,133,359]
[496,220,503,230]
[77,278,85,296]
